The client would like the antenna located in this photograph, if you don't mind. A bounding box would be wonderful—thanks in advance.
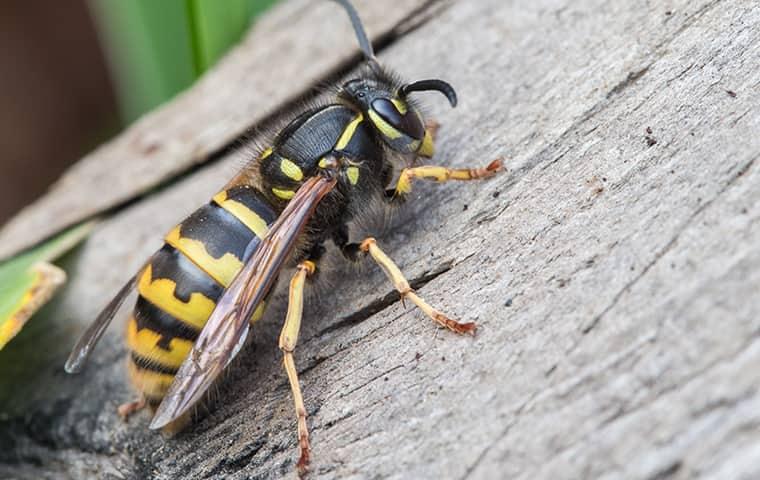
[332,0,380,68]
[401,79,458,107]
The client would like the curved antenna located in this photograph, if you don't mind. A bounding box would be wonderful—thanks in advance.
[332,0,378,66]
[400,79,458,107]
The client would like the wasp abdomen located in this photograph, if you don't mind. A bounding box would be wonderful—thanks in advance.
[127,185,276,404]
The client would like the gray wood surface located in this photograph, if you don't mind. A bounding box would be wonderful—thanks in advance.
[1,0,758,478]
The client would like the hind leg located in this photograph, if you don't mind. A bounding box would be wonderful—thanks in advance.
[118,396,146,421]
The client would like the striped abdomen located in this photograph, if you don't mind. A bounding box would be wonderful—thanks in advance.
[126,184,277,405]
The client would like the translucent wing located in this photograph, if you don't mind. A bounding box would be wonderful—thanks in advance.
[64,270,141,373]
[150,176,337,429]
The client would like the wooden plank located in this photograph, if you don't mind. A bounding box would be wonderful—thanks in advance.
[0,0,758,478]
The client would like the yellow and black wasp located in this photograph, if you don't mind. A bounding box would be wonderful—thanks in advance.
[65,0,502,472]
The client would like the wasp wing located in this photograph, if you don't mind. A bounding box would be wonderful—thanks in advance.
[64,270,141,373]
[149,176,337,429]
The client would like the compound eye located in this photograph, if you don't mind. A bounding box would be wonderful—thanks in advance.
[370,98,425,140]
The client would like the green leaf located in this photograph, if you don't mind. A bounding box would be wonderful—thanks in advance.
[188,0,279,72]
[89,0,279,124]
[0,222,94,350]
[88,0,198,123]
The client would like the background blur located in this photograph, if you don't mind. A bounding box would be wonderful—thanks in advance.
[0,0,277,225]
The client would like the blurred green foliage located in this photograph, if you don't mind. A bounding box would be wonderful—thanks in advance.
[89,0,278,124]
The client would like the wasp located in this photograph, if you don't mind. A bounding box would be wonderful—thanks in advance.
[65,0,502,472]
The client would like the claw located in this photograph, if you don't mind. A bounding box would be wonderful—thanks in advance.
[485,158,504,173]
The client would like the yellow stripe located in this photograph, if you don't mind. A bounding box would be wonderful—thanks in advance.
[368,110,402,139]
[260,147,273,160]
[280,158,304,181]
[212,191,269,239]
[272,188,295,200]
[127,317,193,369]
[346,166,360,185]
[391,98,408,114]
[137,264,215,329]
[165,226,243,287]
[336,113,364,150]
[127,358,175,399]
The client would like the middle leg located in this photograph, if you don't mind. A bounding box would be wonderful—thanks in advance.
[360,238,476,334]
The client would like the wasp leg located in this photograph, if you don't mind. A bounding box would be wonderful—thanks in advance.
[385,158,503,200]
[117,395,147,421]
[359,238,476,334]
[280,260,317,474]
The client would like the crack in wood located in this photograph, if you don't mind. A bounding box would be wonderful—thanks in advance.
[314,261,454,338]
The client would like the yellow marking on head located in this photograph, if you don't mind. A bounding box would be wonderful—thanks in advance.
[127,357,175,399]
[260,147,273,160]
[318,158,328,169]
[391,98,408,114]
[165,227,243,287]
[335,113,364,150]
[213,191,269,239]
[346,166,360,185]
[249,301,267,325]
[368,110,402,140]
[418,129,435,157]
[138,264,215,329]
[280,158,303,181]
[272,188,295,200]
[127,318,193,369]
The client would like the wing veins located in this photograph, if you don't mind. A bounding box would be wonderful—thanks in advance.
[150,176,337,429]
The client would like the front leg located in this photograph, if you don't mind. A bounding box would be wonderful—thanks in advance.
[385,158,503,201]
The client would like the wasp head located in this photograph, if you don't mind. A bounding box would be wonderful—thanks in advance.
[340,75,457,158]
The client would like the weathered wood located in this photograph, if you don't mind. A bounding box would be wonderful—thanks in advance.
[0,0,432,261]
[1,0,759,478]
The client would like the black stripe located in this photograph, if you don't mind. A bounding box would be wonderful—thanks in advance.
[134,296,200,343]
[149,245,223,304]
[221,185,278,225]
[130,352,179,376]
[178,202,254,263]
